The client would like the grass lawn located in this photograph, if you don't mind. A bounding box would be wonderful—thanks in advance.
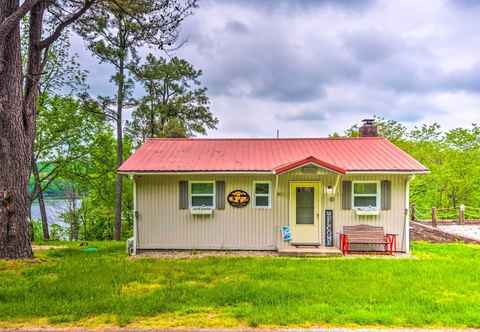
[1,242,480,329]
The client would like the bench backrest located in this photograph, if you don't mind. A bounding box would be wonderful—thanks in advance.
[343,224,385,243]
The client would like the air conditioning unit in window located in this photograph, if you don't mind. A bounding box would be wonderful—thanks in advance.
[354,207,379,216]
[190,207,213,215]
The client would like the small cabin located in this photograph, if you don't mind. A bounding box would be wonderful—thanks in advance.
[119,121,427,255]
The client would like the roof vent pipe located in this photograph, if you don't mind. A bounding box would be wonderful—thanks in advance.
[359,119,378,137]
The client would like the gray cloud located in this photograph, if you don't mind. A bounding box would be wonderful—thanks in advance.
[72,0,480,137]
[449,0,480,8]
[224,20,249,34]
[217,0,375,12]
[277,110,328,122]
[182,3,479,103]
[343,30,400,63]
[183,17,362,102]
[445,64,480,92]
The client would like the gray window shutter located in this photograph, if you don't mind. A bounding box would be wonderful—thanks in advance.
[381,180,392,210]
[342,181,352,210]
[179,181,188,209]
[216,181,225,209]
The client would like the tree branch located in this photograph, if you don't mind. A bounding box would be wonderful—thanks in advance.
[38,0,95,50]
[0,0,42,39]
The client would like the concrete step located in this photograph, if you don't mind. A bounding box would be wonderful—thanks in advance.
[278,246,343,257]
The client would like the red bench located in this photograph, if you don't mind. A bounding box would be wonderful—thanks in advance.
[340,225,396,255]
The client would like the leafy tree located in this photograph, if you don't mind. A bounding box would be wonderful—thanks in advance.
[162,118,189,138]
[0,0,196,258]
[341,118,480,213]
[0,0,98,258]
[76,0,196,240]
[126,54,218,146]
[33,96,108,239]
[345,116,407,143]
[74,125,133,241]
[21,23,88,240]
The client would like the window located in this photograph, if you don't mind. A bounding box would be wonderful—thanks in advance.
[190,181,215,208]
[296,186,314,224]
[352,181,380,209]
[254,181,271,208]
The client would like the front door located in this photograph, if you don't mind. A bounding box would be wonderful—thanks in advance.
[289,182,320,244]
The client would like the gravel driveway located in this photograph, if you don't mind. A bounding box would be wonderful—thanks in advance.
[438,224,480,241]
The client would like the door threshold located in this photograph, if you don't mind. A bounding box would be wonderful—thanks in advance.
[291,242,321,247]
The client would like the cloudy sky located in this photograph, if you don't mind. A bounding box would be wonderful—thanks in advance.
[73,0,480,137]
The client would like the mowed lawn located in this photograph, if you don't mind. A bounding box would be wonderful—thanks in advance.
[1,242,480,329]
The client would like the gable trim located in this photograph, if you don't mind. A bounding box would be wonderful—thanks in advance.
[272,156,346,175]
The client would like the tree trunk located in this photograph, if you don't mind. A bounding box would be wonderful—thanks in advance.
[67,187,79,241]
[114,48,125,241]
[32,157,49,240]
[0,0,40,259]
[1,0,94,257]
[149,85,155,137]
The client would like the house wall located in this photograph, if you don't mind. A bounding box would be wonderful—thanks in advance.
[135,171,410,251]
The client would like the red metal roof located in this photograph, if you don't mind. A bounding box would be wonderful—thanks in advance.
[118,137,428,174]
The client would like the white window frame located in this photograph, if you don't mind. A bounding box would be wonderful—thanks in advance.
[189,181,215,209]
[352,180,380,210]
[253,181,272,208]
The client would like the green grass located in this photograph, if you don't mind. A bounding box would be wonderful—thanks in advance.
[1,242,480,329]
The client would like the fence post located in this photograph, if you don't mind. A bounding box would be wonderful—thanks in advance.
[432,207,437,227]
[411,203,417,221]
[459,204,465,224]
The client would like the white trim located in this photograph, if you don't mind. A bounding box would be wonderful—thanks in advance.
[272,162,343,175]
[289,181,321,244]
[274,175,279,197]
[404,175,414,254]
[253,181,272,208]
[352,180,381,210]
[132,177,137,255]
[189,180,216,209]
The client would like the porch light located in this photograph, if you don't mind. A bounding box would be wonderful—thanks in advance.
[325,185,334,195]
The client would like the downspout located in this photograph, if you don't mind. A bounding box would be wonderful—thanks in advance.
[404,175,415,254]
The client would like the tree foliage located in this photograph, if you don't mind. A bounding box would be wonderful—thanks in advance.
[126,54,218,146]
[344,117,480,211]
[34,97,108,194]
[35,98,134,241]
[73,123,133,241]
[24,24,89,240]
[76,0,196,240]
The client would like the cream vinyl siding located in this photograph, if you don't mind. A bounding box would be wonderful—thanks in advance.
[135,170,410,251]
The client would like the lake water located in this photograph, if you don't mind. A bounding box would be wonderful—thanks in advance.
[31,199,79,225]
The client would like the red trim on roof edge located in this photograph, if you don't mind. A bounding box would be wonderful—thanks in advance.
[273,156,346,175]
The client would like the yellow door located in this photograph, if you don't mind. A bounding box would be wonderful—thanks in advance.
[289,182,321,244]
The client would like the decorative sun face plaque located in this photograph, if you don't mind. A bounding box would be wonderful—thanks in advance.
[227,190,250,208]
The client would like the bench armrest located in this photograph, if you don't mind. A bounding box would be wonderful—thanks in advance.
[339,233,348,254]
[385,234,397,253]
